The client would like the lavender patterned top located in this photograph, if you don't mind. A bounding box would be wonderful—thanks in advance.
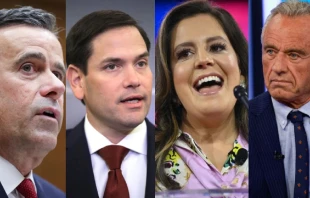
[158,130,248,191]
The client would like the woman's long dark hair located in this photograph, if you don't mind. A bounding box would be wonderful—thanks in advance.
[155,0,248,190]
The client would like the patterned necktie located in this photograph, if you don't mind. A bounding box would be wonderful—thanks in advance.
[98,145,130,198]
[16,178,37,198]
[288,111,309,197]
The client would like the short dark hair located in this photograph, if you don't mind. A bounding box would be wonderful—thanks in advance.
[0,6,57,35]
[66,10,150,75]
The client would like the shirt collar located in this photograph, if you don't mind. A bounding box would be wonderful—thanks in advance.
[272,97,310,129]
[236,132,248,150]
[298,100,310,118]
[0,156,36,195]
[84,114,147,155]
[175,129,248,174]
[176,129,248,150]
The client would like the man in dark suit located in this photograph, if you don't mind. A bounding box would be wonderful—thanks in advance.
[249,1,310,198]
[0,6,65,198]
[66,10,155,198]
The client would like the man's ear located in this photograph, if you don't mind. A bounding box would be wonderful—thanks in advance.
[66,64,85,100]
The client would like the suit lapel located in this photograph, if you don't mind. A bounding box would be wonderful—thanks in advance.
[0,182,8,198]
[33,175,52,198]
[34,176,44,198]
[251,92,287,197]
[67,118,155,198]
[145,119,155,198]
[66,119,99,198]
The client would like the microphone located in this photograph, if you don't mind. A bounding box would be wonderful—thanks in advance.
[234,85,248,109]
[274,150,285,160]
[235,148,248,166]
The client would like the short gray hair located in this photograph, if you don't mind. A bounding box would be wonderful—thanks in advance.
[0,6,58,35]
[262,0,310,40]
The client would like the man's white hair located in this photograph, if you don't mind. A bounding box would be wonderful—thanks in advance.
[261,0,310,41]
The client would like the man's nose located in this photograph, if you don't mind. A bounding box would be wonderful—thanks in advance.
[271,53,288,74]
[123,66,140,88]
[39,70,65,100]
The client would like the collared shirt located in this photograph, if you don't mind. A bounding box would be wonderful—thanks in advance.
[0,156,37,198]
[272,98,310,198]
[158,130,248,192]
[84,115,147,198]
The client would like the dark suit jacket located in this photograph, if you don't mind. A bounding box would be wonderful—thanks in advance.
[66,118,155,198]
[0,182,6,198]
[0,174,65,198]
[249,92,288,198]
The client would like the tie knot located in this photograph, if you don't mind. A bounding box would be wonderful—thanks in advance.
[16,178,37,198]
[288,111,304,124]
[98,145,129,170]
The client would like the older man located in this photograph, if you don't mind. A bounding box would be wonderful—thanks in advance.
[0,6,65,198]
[249,1,310,198]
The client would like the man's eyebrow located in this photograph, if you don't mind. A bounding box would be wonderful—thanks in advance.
[100,57,123,64]
[284,48,306,56]
[263,44,307,56]
[263,44,277,51]
[14,51,66,75]
[99,51,149,65]
[14,52,46,66]
[134,51,149,62]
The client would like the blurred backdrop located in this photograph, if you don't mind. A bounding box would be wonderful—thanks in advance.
[155,0,248,39]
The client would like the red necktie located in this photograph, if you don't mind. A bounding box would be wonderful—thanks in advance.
[98,145,130,198]
[16,178,37,198]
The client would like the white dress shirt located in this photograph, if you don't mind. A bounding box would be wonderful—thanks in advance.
[0,156,37,198]
[84,115,147,198]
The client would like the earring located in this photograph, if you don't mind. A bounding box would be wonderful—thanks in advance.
[240,82,246,89]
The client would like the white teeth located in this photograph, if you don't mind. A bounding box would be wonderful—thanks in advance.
[44,110,54,115]
[126,100,139,103]
[197,76,221,86]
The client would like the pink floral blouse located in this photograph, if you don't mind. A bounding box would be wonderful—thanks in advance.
[158,130,248,191]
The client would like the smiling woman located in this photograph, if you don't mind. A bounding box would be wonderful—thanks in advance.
[155,0,248,192]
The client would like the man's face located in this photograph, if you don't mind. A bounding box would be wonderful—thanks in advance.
[262,14,310,108]
[0,25,65,154]
[77,26,152,132]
